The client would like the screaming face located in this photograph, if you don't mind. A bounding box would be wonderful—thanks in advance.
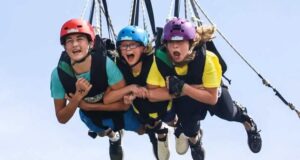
[166,40,190,63]
[119,41,145,67]
[64,34,91,63]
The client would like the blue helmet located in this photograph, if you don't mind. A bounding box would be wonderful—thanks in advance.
[117,26,149,47]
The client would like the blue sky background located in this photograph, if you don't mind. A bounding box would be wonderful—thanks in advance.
[1,0,300,159]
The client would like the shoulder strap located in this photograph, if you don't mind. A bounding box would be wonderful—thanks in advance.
[186,44,206,84]
[57,51,76,94]
[154,48,175,79]
[206,41,227,74]
[89,50,108,97]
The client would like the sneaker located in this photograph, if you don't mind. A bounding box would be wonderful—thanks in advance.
[157,135,170,160]
[109,131,123,160]
[246,119,262,153]
[175,126,189,155]
[233,101,262,153]
[189,131,205,160]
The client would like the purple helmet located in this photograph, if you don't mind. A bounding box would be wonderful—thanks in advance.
[163,17,196,41]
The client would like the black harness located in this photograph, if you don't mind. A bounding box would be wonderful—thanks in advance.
[116,54,170,125]
[155,45,209,120]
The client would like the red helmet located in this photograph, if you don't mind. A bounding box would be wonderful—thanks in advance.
[60,19,95,44]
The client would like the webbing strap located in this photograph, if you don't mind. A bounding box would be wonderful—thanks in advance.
[189,0,201,26]
[100,0,112,37]
[135,0,140,26]
[130,0,137,25]
[88,0,95,24]
[144,0,156,35]
[174,0,180,17]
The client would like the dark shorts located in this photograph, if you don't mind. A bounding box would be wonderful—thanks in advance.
[79,108,142,133]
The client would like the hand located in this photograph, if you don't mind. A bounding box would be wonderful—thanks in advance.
[65,93,81,104]
[75,78,92,98]
[123,94,136,104]
[134,87,149,99]
[166,76,185,98]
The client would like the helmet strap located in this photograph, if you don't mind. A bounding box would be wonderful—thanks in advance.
[129,54,145,68]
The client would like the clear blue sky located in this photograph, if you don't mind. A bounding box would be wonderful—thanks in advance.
[1,0,300,159]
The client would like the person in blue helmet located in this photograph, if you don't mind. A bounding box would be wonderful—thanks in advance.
[145,17,262,160]
[50,18,143,160]
[102,25,177,160]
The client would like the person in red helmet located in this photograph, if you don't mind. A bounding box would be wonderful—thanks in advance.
[50,18,143,160]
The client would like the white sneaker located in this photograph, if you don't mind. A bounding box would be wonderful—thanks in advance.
[176,133,189,155]
[157,136,170,160]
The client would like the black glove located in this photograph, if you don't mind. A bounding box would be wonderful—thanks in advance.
[167,76,185,98]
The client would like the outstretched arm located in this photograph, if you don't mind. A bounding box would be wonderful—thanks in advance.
[182,84,218,105]
[146,84,172,102]
[103,80,139,104]
[79,100,130,111]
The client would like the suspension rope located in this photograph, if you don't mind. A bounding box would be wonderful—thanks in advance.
[143,0,156,35]
[80,0,91,19]
[129,0,135,25]
[193,0,300,118]
[98,3,117,40]
[167,0,175,21]
[184,0,188,19]
[88,0,95,24]
[189,0,201,26]
[141,0,148,30]
[94,0,102,36]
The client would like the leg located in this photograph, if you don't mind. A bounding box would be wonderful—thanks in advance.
[211,87,262,153]
[108,130,123,160]
[146,121,170,160]
[147,132,159,160]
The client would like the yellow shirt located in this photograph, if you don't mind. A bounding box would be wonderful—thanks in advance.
[147,50,222,88]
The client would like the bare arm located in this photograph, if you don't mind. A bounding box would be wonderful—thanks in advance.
[79,100,130,111]
[182,83,218,105]
[146,84,172,102]
[54,99,78,124]
[54,78,92,124]
[102,79,134,104]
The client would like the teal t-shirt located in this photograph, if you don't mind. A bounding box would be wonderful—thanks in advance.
[50,57,123,99]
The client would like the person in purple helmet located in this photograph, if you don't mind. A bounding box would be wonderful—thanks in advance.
[145,17,262,160]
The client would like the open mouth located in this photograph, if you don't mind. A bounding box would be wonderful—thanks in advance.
[126,53,135,61]
[72,49,82,54]
[173,51,181,58]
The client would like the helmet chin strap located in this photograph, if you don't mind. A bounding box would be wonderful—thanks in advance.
[129,56,143,68]
[71,45,92,66]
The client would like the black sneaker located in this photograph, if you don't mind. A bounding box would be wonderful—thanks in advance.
[147,132,159,160]
[233,101,262,153]
[189,131,205,160]
[246,119,262,153]
[109,131,123,160]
